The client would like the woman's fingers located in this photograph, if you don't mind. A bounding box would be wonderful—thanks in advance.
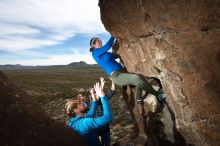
[97,82,100,90]
[94,84,96,91]
[93,82,105,98]
[96,82,99,89]
[94,82,100,93]
[100,77,105,82]
[94,82,99,91]
[90,88,94,94]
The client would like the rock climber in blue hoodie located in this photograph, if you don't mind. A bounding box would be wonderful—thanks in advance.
[90,36,166,104]
[65,82,112,146]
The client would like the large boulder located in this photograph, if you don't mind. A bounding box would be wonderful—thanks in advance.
[99,0,220,145]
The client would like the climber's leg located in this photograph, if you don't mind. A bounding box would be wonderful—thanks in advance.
[135,86,143,102]
[133,76,167,102]
[110,71,139,86]
[110,71,159,102]
[136,75,159,97]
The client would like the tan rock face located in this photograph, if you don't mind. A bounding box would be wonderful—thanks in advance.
[0,71,86,146]
[99,0,220,145]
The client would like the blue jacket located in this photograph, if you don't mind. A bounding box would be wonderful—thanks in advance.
[92,37,124,75]
[68,96,112,146]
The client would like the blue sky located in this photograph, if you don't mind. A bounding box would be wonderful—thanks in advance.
[0,0,110,65]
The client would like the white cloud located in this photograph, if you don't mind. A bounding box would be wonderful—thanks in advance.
[0,54,96,66]
[0,36,58,52]
[0,47,96,65]
[0,0,106,52]
[0,23,41,36]
[0,0,104,31]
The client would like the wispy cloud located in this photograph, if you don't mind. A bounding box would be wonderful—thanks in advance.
[0,0,105,53]
[0,48,95,65]
[0,23,41,36]
[0,54,96,66]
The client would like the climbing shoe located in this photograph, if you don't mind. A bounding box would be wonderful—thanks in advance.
[157,88,166,102]
[137,95,147,104]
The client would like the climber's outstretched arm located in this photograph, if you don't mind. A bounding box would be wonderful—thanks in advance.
[92,37,115,57]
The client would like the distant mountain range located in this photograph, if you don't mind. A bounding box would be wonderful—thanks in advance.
[0,61,99,70]
[68,61,96,67]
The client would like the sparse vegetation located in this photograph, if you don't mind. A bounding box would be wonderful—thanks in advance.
[2,67,133,144]
[3,67,109,103]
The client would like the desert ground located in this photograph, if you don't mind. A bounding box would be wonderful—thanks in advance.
[2,67,133,145]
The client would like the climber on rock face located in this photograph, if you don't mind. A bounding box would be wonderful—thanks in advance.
[89,36,166,104]
[65,82,113,146]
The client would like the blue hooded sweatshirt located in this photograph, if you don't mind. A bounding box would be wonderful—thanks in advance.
[68,96,112,146]
[92,37,124,75]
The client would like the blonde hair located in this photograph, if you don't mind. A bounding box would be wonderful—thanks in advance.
[64,99,79,117]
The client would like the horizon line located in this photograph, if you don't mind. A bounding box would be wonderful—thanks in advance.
[0,61,97,66]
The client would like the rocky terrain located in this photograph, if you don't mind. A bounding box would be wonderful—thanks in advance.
[0,71,86,146]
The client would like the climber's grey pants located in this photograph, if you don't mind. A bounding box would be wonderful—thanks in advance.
[110,71,159,99]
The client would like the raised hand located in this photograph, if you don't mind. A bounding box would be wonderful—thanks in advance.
[108,77,115,91]
[94,82,105,98]
[108,76,112,81]
[90,88,97,101]
[100,77,105,89]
